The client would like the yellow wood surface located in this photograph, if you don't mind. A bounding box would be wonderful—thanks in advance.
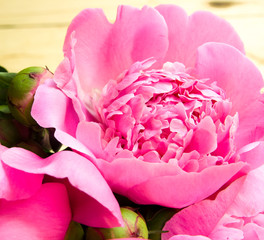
[1,0,264,75]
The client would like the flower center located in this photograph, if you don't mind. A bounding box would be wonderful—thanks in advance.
[95,59,237,172]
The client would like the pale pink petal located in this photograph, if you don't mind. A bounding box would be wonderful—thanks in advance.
[162,176,246,239]
[2,148,123,228]
[156,5,244,67]
[238,141,264,169]
[0,183,71,240]
[0,145,43,201]
[163,164,264,239]
[195,43,264,148]
[243,223,264,240]
[63,6,168,94]
[228,163,264,217]
[168,236,210,240]
[100,157,245,208]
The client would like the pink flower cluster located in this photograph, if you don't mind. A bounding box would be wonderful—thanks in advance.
[1,4,264,239]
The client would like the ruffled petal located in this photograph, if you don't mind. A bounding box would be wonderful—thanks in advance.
[195,43,264,148]
[0,183,71,240]
[156,4,244,67]
[63,6,168,95]
[2,148,123,228]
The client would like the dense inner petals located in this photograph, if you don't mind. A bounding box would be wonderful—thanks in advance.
[94,59,237,172]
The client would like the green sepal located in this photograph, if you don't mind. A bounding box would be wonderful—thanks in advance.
[0,72,16,105]
[64,221,84,240]
[147,208,180,240]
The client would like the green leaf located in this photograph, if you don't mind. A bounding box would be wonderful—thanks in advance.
[0,72,16,105]
[0,66,8,72]
[0,105,10,114]
[147,208,180,240]
[0,72,16,87]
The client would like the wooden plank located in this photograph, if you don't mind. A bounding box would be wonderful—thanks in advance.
[1,0,264,25]
[1,0,264,75]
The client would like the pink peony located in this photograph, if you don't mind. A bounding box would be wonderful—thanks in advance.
[6,5,264,208]
[162,164,264,240]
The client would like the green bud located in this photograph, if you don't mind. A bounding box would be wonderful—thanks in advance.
[64,221,84,240]
[86,207,148,239]
[8,66,52,127]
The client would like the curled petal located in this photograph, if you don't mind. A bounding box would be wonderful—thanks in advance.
[2,148,123,228]
[100,157,245,208]
[0,145,43,201]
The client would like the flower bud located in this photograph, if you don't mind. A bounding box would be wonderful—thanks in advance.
[86,207,148,239]
[8,66,52,127]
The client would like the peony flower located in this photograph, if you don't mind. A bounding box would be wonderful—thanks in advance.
[162,164,264,240]
[7,5,264,209]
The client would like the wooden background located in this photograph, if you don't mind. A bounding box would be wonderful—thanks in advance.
[1,0,264,76]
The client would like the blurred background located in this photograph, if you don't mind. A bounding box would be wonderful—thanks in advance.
[1,0,264,75]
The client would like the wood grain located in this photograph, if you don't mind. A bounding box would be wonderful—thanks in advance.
[1,0,264,75]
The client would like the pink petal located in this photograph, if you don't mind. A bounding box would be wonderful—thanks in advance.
[156,5,244,68]
[54,57,90,122]
[0,183,71,240]
[32,83,79,136]
[63,6,168,94]
[195,43,264,148]
[100,157,245,208]
[0,145,43,201]
[76,121,104,158]
[2,148,123,228]
[185,116,217,154]
[32,84,96,158]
